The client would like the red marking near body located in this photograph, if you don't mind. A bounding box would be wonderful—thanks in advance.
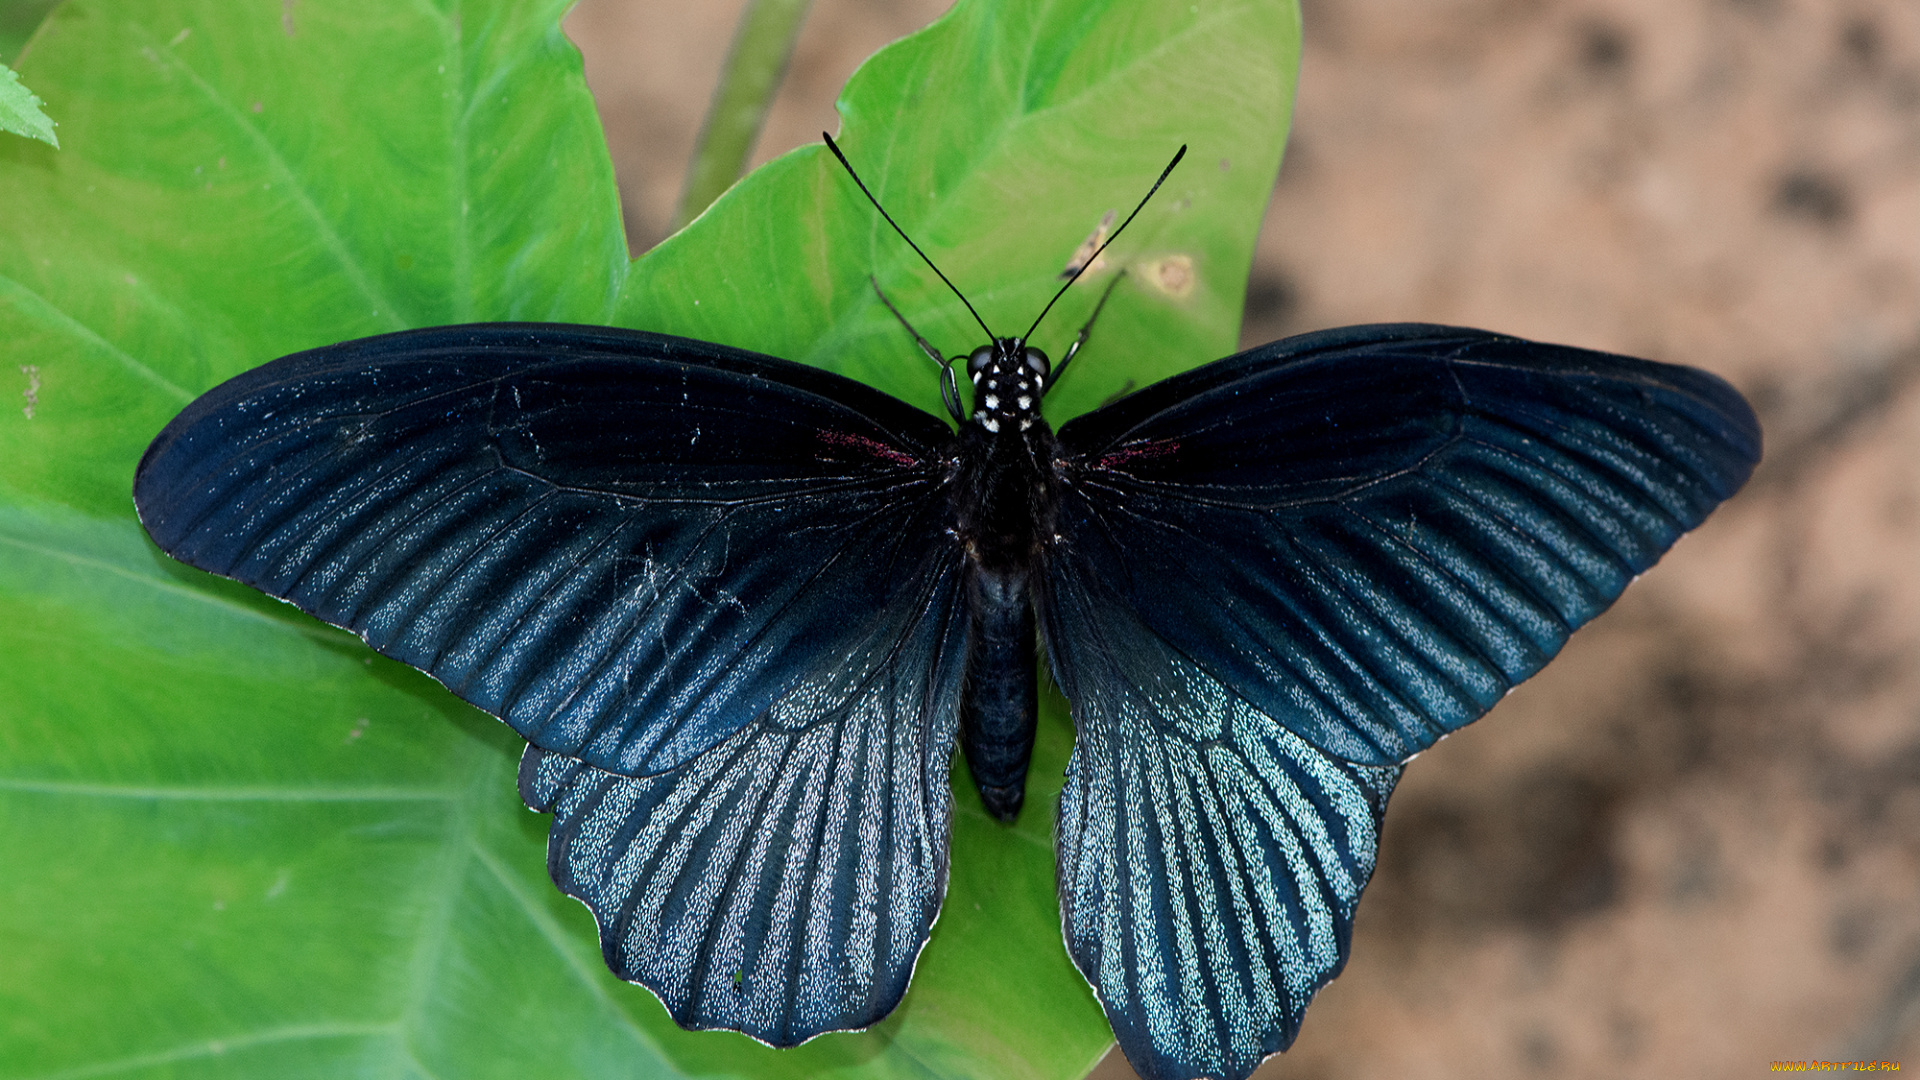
[816,428,920,468]
[1096,439,1180,470]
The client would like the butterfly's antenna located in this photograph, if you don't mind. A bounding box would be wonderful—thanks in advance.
[1021,145,1187,345]
[824,133,996,344]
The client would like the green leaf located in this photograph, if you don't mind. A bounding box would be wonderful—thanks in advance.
[0,59,56,145]
[0,0,1298,1078]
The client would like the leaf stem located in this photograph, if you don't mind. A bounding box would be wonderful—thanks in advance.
[672,0,813,233]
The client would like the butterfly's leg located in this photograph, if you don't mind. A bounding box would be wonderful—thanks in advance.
[871,276,965,421]
[1050,271,1127,389]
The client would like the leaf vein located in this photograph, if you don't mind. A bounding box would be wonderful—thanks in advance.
[0,273,191,402]
[17,1021,402,1080]
[132,27,410,330]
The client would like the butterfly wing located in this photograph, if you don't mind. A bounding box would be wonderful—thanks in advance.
[138,322,974,1042]
[519,540,968,1045]
[1043,324,1759,1080]
[1052,323,1761,768]
[1042,590,1401,1080]
[135,323,960,779]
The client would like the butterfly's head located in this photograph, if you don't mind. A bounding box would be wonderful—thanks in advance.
[966,337,1049,434]
[820,132,1185,428]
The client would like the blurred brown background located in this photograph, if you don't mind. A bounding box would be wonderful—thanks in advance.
[562,0,1920,1077]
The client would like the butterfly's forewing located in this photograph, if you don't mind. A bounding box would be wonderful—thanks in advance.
[1042,324,1760,1080]
[134,324,961,780]
[519,537,968,1046]
[1052,324,1761,767]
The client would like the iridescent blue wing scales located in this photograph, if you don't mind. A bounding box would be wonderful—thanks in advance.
[520,543,968,1045]
[134,324,959,779]
[1051,324,1762,768]
[136,323,974,1043]
[1042,582,1400,1080]
[1043,324,1760,1080]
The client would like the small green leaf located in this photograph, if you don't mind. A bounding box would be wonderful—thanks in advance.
[0,60,55,146]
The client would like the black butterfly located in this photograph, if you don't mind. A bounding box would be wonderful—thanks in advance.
[132,139,1760,1080]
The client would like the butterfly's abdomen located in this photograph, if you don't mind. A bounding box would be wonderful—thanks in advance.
[948,409,1057,823]
[959,566,1037,822]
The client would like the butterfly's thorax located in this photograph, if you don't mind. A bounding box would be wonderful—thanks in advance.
[948,337,1058,821]
[949,337,1059,576]
[950,419,1057,575]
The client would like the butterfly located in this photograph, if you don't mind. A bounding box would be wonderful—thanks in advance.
[132,137,1761,1080]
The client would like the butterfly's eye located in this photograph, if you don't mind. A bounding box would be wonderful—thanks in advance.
[1024,347,1051,380]
[967,346,995,382]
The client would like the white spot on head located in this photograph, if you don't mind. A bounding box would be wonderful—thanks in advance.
[1017,395,1032,410]
[984,394,999,410]
[971,370,983,384]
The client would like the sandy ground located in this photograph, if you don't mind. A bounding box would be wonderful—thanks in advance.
[562,1,1920,1077]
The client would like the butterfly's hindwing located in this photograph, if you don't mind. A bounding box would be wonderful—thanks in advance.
[1042,574,1399,1080]
[520,547,969,1045]
[134,324,958,778]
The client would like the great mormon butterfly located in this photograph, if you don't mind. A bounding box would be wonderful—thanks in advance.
[133,136,1760,1080]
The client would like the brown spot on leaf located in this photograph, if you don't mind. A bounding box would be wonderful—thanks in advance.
[1059,209,1116,279]
[1140,254,1195,299]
